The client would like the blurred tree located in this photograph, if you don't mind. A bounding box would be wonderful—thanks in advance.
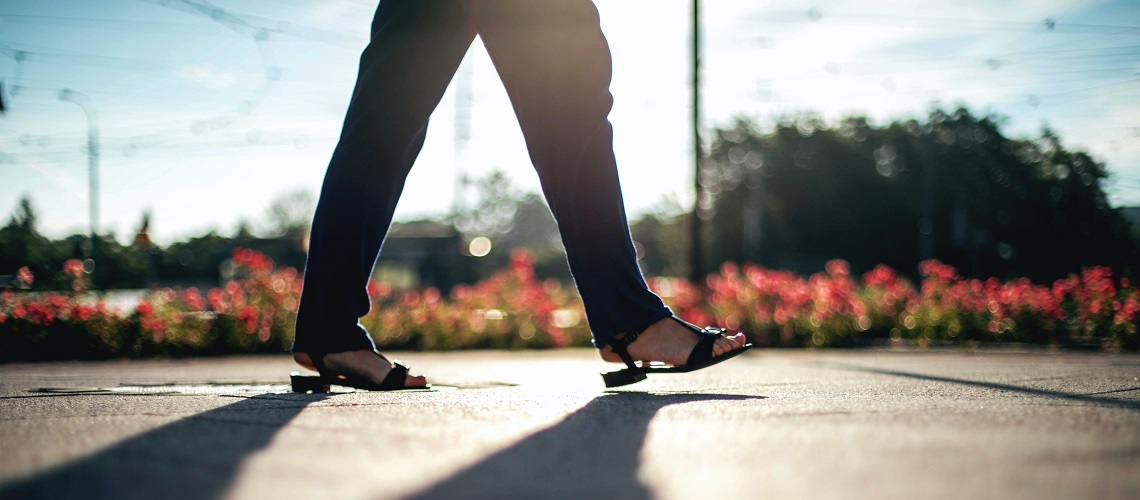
[450,171,570,280]
[260,188,316,238]
[132,210,158,286]
[452,170,522,238]
[630,198,691,277]
[12,196,35,231]
[9,109,1131,291]
[701,108,1138,282]
[0,195,58,285]
[158,231,233,285]
[508,193,570,279]
[0,196,147,290]
[88,234,147,289]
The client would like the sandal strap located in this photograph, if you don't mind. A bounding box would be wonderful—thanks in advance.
[608,317,731,370]
[670,317,729,366]
[377,361,409,391]
[304,351,410,391]
[686,332,720,366]
[607,327,646,371]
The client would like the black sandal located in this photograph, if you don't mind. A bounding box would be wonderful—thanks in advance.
[602,316,753,388]
[290,350,429,393]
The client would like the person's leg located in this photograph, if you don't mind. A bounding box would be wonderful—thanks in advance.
[294,0,475,360]
[473,1,746,365]
[471,1,671,349]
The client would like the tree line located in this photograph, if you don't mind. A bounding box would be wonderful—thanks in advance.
[688,108,1137,282]
[2,107,1137,291]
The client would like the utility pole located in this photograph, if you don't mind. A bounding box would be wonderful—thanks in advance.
[58,89,99,275]
[690,0,704,286]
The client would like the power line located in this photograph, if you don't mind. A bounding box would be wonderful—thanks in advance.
[745,9,1140,33]
[0,14,222,34]
[818,44,1140,74]
[0,39,269,75]
[0,136,315,167]
[132,0,361,46]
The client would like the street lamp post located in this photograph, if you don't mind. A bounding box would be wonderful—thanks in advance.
[58,89,99,266]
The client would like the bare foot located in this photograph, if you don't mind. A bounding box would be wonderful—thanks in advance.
[293,350,429,388]
[599,317,746,367]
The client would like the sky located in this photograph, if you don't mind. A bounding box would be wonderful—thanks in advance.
[0,0,1138,245]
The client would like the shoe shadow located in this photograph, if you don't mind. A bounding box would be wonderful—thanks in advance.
[405,391,766,500]
[0,393,328,500]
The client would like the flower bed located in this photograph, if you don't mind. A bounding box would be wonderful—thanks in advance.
[1,250,1136,361]
[359,250,591,350]
[657,259,1138,349]
[0,250,302,360]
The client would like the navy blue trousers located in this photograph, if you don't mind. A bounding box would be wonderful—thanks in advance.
[293,0,671,354]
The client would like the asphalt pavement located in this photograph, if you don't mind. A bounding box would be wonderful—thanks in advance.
[0,348,1137,499]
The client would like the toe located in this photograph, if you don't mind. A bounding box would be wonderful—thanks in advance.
[713,333,746,356]
[407,373,429,388]
[728,332,747,348]
[712,336,734,356]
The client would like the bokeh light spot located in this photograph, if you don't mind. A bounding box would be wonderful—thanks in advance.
[469,236,492,257]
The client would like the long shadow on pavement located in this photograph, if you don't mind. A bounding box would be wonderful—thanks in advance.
[0,393,328,500]
[406,391,765,500]
[825,363,1140,410]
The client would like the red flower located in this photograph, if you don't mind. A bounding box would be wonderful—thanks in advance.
[181,288,206,311]
[16,266,33,287]
[136,300,154,317]
[72,305,95,321]
[207,288,228,313]
[232,248,274,274]
[44,294,65,309]
[238,305,259,334]
[63,260,84,278]
[142,316,166,336]
[825,259,850,277]
[509,249,536,279]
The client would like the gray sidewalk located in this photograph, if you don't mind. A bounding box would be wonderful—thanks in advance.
[0,349,1137,499]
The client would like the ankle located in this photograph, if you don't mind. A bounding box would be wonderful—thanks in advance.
[293,352,316,371]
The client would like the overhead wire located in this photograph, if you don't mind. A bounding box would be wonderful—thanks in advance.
[722,6,1140,142]
[745,9,1140,33]
[709,7,1140,195]
[1,1,1136,193]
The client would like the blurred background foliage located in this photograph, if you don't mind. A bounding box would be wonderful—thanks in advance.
[699,107,1137,283]
[2,107,1137,293]
[2,108,1139,359]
